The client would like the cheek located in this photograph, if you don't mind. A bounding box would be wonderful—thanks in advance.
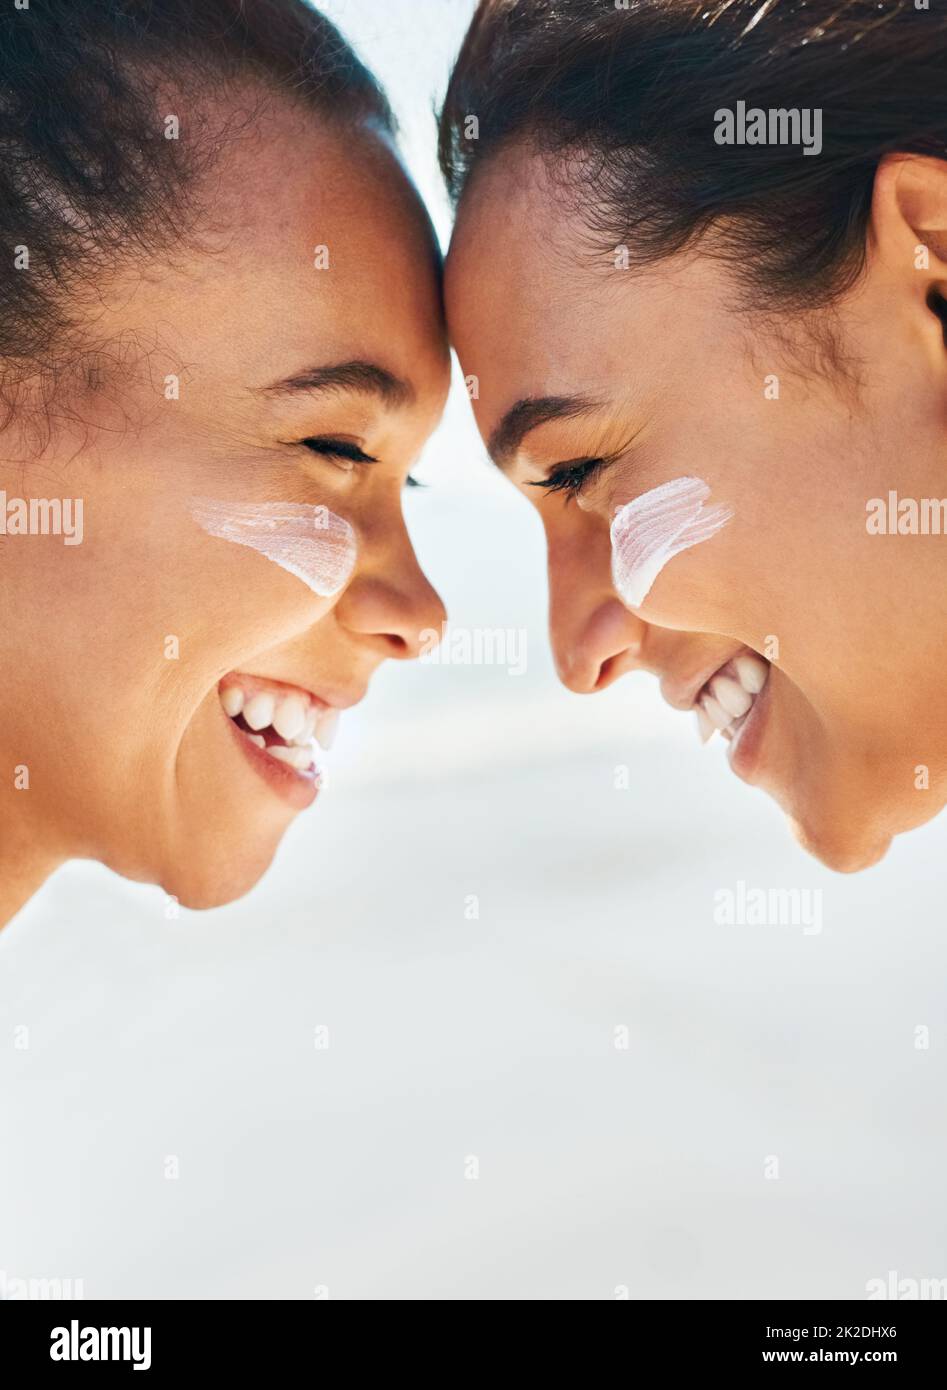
[609,475,733,610]
[71,493,349,717]
[169,526,344,693]
[190,500,356,598]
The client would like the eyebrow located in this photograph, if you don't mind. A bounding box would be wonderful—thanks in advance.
[487,394,600,471]
[257,360,414,408]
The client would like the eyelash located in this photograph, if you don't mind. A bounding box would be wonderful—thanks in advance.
[301,437,377,464]
[529,456,607,501]
[299,437,424,489]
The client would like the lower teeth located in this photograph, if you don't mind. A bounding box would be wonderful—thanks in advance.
[267,743,316,771]
[234,720,316,772]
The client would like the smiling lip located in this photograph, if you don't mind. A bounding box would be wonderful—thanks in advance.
[659,646,772,776]
[225,712,322,810]
[659,647,752,711]
[218,672,361,811]
[725,668,772,784]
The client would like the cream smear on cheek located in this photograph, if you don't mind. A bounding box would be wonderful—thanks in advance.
[610,475,733,609]
[191,499,356,598]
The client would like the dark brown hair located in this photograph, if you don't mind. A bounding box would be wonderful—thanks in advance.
[439,0,947,309]
[0,0,391,376]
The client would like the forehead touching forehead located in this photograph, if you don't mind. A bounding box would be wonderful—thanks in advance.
[447,143,576,328]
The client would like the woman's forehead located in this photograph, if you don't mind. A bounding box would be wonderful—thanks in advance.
[87,112,447,397]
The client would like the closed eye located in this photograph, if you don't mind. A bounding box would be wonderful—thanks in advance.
[300,436,378,464]
[300,436,424,488]
[529,456,606,501]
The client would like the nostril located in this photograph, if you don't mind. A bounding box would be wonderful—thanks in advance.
[593,650,639,692]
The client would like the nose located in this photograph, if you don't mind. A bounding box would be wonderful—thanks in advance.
[335,514,446,661]
[546,516,647,693]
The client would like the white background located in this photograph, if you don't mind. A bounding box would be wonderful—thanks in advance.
[1,0,944,1300]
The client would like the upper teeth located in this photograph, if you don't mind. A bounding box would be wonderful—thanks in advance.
[272,693,308,741]
[220,686,245,719]
[243,692,275,732]
[218,679,339,762]
[712,675,752,720]
[733,653,768,694]
[696,653,769,744]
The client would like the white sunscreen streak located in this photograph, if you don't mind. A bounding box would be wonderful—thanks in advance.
[610,476,733,608]
[191,500,356,598]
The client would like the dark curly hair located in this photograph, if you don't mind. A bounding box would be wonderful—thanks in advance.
[438,0,947,311]
[0,0,391,385]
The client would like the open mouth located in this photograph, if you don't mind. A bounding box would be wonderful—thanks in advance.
[694,651,770,748]
[218,674,338,783]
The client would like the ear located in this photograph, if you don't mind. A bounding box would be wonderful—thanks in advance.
[871,154,947,353]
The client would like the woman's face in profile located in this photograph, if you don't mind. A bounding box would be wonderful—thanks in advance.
[0,103,449,909]
[446,146,947,872]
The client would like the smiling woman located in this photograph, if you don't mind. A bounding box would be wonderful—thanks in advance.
[0,0,449,925]
[440,0,947,872]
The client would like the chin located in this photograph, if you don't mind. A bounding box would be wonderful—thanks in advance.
[787,813,892,874]
[106,828,285,911]
[168,871,270,911]
[161,853,278,910]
